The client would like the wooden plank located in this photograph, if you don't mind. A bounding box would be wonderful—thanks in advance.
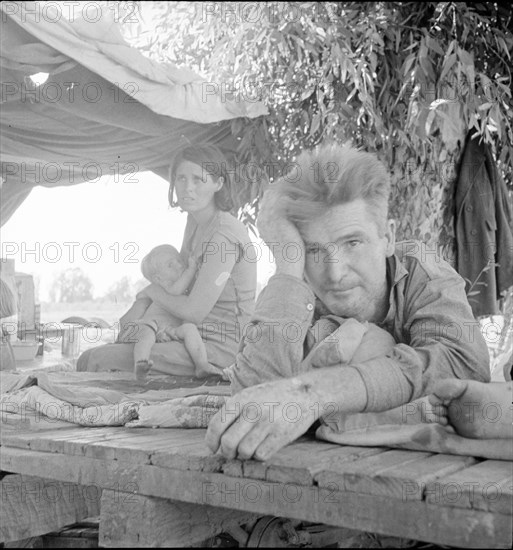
[221,459,244,477]
[1,447,510,549]
[426,460,513,513]
[243,459,268,480]
[1,427,120,453]
[265,442,387,486]
[81,430,201,463]
[315,449,432,492]
[99,489,257,547]
[150,439,226,472]
[0,474,99,543]
[331,453,479,501]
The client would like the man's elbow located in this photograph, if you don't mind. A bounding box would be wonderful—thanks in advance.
[464,343,491,383]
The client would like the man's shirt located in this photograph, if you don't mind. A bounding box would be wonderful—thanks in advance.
[228,240,490,411]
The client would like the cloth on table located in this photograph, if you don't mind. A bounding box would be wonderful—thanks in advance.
[0,371,227,428]
[315,397,512,461]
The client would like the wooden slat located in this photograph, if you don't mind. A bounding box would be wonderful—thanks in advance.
[426,460,513,513]
[1,447,510,549]
[99,490,257,548]
[150,439,226,472]
[0,474,99,543]
[315,450,432,492]
[81,430,203,463]
[221,459,244,477]
[333,453,479,500]
[264,441,387,486]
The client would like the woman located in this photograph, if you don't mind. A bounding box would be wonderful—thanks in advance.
[77,145,257,376]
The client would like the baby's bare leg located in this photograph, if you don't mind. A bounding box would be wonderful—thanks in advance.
[133,324,156,381]
[173,323,223,378]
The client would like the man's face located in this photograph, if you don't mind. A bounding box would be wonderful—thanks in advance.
[301,199,396,322]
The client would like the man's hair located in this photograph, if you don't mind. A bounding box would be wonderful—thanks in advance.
[141,244,182,283]
[275,143,391,234]
[168,145,234,212]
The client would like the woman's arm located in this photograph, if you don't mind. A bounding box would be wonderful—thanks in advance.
[117,297,152,341]
[166,257,197,295]
[139,233,238,325]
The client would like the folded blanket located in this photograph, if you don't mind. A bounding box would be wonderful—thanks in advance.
[0,371,226,428]
[126,395,227,428]
[315,400,513,461]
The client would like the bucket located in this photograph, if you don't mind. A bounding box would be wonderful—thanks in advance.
[61,324,82,357]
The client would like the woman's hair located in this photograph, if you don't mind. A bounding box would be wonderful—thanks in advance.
[141,244,182,282]
[275,143,391,235]
[168,145,234,212]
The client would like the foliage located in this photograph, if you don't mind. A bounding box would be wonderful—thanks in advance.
[49,268,94,303]
[114,1,512,246]
[103,276,135,303]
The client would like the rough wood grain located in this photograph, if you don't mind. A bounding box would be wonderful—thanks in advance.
[315,449,432,492]
[265,441,387,486]
[99,489,257,547]
[1,447,510,548]
[0,474,99,543]
[426,459,513,513]
[325,453,478,500]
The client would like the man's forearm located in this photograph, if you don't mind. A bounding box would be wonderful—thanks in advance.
[292,366,369,417]
[230,273,315,393]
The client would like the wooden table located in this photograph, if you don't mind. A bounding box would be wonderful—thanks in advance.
[1,419,511,547]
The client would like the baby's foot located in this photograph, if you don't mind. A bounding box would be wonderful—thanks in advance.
[194,362,224,379]
[432,379,513,439]
[135,359,153,382]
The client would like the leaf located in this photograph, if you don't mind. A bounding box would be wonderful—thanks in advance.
[439,53,456,83]
[457,48,475,86]
[310,112,321,136]
[429,99,450,110]
[425,109,436,136]
[426,36,444,56]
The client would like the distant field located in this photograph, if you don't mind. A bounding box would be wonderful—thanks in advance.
[40,300,132,326]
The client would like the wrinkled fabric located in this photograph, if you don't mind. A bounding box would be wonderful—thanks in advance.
[0,5,266,225]
[229,240,491,410]
[126,394,226,428]
[316,420,512,460]
[455,132,513,316]
[0,371,227,428]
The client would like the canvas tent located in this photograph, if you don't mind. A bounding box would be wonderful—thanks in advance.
[0,2,267,226]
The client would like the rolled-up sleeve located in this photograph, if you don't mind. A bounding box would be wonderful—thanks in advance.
[229,274,315,394]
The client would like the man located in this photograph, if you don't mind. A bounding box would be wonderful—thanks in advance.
[206,143,490,460]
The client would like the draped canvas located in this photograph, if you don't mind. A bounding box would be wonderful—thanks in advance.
[0,4,267,225]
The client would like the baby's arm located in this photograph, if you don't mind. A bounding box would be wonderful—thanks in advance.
[166,257,197,295]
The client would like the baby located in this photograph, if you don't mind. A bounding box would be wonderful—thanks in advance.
[118,244,221,381]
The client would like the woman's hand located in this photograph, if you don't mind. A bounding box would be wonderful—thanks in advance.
[257,187,305,279]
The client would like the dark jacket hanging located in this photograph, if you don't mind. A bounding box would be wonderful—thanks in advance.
[455,132,513,318]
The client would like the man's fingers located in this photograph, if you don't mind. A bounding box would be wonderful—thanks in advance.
[254,433,286,462]
[236,423,271,460]
[217,412,260,459]
[205,399,252,456]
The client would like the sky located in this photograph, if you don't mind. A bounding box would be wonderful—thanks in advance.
[1,171,275,301]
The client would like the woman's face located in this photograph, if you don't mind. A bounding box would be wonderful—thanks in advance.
[174,160,223,213]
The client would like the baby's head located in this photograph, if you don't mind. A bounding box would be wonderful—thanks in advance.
[141,245,184,287]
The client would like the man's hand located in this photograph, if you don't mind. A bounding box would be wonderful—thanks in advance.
[257,187,305,279]
[205,378,321,461]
